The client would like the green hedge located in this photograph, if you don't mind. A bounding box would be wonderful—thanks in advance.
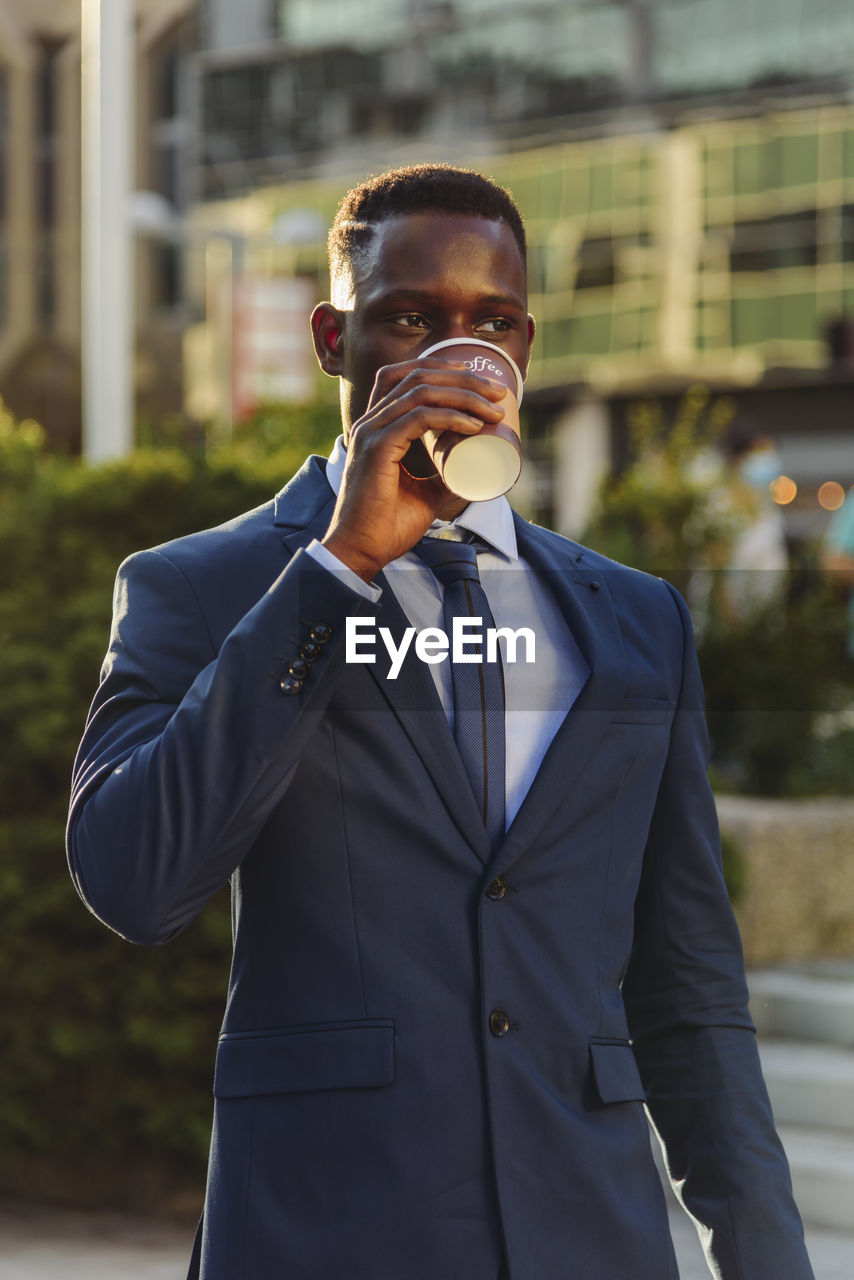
[0,403,337,1207]
[584,388,854,797]
[697,583,854,796]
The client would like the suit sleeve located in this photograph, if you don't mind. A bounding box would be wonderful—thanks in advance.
[67,545,379,946]
[622,584,815,1280]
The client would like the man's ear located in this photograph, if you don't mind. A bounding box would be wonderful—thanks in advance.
[524,313,536,375]
[311,303,346,375]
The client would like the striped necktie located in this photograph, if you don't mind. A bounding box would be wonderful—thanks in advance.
[415,534,506,850]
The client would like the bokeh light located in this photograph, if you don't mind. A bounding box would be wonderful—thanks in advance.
[817,481,846,511]
[769,475,797,505]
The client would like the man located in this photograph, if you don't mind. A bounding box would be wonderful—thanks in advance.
[68,165,814,1279]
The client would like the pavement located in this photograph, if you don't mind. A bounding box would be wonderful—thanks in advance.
[0,1198,192,1279]
[1,1196,852,1279]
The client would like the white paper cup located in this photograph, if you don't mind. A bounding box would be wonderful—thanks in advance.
[418,338,524,502]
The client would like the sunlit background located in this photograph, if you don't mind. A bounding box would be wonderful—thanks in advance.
[0,4,853,1267]
[0,1,853,539]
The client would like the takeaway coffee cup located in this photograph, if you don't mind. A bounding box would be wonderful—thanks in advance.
[418,338,524,502]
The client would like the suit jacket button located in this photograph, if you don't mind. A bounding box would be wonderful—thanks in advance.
[485,878,507,901]
[309,623,332,643]
[289,658,311,679]
[489,1009,511,1038]
[299,641,322,662]
[280,675,303,696]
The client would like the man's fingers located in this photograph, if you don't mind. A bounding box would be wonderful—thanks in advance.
[370,359,509,412]
[354,371,508,454]
[369,380,506,427]
[349,408,486,461]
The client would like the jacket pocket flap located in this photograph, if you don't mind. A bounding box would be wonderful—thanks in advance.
[214,1020,395,1099]
[589,1040,646,1104]
[612,698,672,725]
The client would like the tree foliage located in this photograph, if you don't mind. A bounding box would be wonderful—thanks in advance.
[583,387,854,796]
[0,400,337,1206]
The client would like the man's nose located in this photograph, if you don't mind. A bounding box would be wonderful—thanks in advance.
[426,318,472,345]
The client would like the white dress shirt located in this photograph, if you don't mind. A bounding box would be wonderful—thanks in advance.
[307,436,589,829]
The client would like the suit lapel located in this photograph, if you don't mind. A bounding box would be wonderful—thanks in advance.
[274,455,338,544]
[274,457,491,866]
[274,470,630,873]
[363,582,493,865]
[491,517,628,876]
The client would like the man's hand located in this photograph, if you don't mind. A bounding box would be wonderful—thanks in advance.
[321,358,507,581]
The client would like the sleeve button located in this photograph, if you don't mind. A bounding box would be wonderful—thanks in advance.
[280,675,303,696]
[289,658,311,679]
[299,641,322,662]
[489,1009,512,1038]
[309,623,332,643]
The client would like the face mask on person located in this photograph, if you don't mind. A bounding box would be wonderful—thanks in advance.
[739,450,782,492]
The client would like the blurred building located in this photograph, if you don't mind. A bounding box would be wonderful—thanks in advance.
[1,1,853,538]
[0,0,197,446]
[192,0,854,537]
[194,2,854,198]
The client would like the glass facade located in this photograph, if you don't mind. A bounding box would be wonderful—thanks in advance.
[696,110,854,364]
[210,102,854,390]
[148,17,198,310]
[275,0,854,94]
[193,3,854,392]
[200,2,854,200]
[280,0,633,82]
[656,0,854,91]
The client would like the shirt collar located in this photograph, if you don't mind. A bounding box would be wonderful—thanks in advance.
[325,435,518,562]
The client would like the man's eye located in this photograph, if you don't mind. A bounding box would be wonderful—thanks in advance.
[476,318,512,334]
[393,314,428,329]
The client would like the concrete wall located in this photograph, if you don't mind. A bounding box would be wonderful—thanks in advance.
[717,795,854,967]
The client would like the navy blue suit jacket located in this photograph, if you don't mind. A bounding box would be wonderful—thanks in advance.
[68,456,814,1279]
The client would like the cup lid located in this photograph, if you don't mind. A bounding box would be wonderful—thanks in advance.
[420,338,524,405]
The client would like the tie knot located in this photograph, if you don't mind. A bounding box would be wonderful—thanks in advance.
[415,535,481,587]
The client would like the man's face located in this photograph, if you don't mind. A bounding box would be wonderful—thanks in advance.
[318,212,535,434]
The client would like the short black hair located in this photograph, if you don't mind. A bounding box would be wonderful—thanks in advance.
[328,163,527,300]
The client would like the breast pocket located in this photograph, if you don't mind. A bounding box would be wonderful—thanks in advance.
[213,1019,395,1099]
[612,698,673,726]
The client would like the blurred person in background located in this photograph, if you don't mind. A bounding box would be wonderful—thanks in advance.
[67,165,814,1280]
[822,485,854,658]
[686,414,788,632]
[713,415,789,619]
